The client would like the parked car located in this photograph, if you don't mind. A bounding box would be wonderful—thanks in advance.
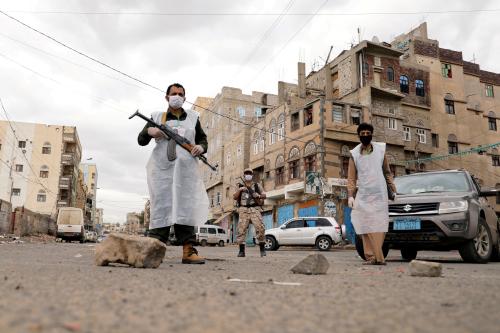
[265,217,343,251]
[355,170,499,263]
[85,231,97,243]
[195,225,229,247]
[56,207,85,243]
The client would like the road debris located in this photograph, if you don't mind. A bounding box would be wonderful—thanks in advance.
[227,278,302,286]
[291,253,329,275]
[409,260,442,277]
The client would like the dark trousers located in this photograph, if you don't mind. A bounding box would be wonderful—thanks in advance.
[148,225,196,245]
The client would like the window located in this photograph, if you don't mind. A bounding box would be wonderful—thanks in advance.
[387,67,394,82]
[277,114,285,140]
[291,112,300,131]
[265,171,270,179]
[332,104,344,123]
[255,107,262,118]
[236,106,245,118]
[286,220,305,229]
[432,133,439,148]
[400,75,409,93]
[12,188,20,196]
[403,127,411,141]
[388,118,397,130]
[269,127,276,144]
[254,139,259,154]
[275,167,285,185]
[259,135,265,152]
[448,141,458,154]
[416,129,426,144]
[15,164,23,172]
[200,227,208,233]
[216,192,221,206]
[208,228,216,234]
[18,141,26,148]
[317,219,332,227]
[488,112,497,131]
[304,107,313,126]
[37,190,46,202]
[351,108,361,125]
[217,229,226,234]
[441,63,452,78]
[415,80,425,96]
[40,170,49,178]
[485,84,494,97]
[289,160,299,179]
[445,96,455,115]
[304,155,316,172]
[42,143,51,154]
[493,156,500,167]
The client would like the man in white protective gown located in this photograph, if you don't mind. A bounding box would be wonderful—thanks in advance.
[347,122,397,265]
[137,83,209,264]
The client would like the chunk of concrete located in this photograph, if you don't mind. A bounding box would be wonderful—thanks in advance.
[95,233,166,268]
[409,260,442,277]
[291,254,329,275]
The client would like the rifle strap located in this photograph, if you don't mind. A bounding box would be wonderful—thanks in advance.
[162,112,177,161]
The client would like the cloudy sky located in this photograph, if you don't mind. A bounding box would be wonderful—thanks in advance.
[0,0,498,223]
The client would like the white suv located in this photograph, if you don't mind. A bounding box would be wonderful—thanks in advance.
[265,217,343,251]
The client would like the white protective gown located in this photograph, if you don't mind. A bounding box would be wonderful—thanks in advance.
[146,110,209,229]
[350,142,389,234]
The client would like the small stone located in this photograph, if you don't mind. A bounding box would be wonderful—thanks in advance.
[229,291,237,296]
[62,322,81,332]
[15,284,22,290]
[94,233,166,268]
[409,260,442,277]
[291,254,329,275]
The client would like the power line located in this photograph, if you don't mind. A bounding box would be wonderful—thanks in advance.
[3,9,500,16]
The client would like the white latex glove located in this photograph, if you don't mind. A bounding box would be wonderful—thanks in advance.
[348,197,355,208]
[191,145,204,156]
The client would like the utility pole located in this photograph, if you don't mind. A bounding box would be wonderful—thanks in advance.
[8,156,14,204]
[319,96,326,215]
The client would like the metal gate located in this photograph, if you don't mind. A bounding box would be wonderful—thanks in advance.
[277,204,294,226]
[298,206,318,217]
[263,212,273,229]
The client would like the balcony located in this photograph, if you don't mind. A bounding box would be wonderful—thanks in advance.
[61,153,76,166]
[57,200,69,207]
[59,176,72,189]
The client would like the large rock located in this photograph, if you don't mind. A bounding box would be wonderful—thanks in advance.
[95,233,166,268]
[409,260,442,277]
[291,254,329,275]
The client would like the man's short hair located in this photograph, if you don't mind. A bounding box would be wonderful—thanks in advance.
[166,83,185,96]
[357,122,374,135]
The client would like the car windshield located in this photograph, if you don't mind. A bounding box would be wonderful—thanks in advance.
[395,172,471,195]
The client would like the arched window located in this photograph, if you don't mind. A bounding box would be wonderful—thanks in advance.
[288,147,301,180]
[37,190,47,202]
[399,75,409,93]
[236,106,245,118]
[387,67,394,82]
[415,80,425,96]
[445,94,455,114]
[277,113,285,140]
[39,165,49,178]
[269,118,277,145]
[42,142,51,154]
[275,155,285,186]
[288,147,300,160]
[304,142,317,173]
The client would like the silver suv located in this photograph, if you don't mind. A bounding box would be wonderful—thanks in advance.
[355,170,499,263]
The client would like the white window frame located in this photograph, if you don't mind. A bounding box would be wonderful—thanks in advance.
[254,140,259,155]
[486,84,494,97]
[388,118,397,130]
[269,128,276,145]
[403,127,411,141]
[278,122,285,141]
[259,137,265,152]
[333,105,343,123]
[416,128,426,144]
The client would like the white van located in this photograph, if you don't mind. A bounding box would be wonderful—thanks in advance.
[57,207,84,242]
[195,225,229,247]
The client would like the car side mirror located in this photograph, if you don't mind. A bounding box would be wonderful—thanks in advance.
[280,225,286,229]
[479,189,499,197]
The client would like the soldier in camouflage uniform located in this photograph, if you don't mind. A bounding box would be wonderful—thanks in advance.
[233,168,267,257]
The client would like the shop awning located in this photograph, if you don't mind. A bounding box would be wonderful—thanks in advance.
[213,211,232,225]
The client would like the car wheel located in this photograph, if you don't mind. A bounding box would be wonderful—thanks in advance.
[200,239,208,247]
[265,236,277,251]
[218,240,225,247]
[459,218,492,264]
[355,235,389,260]
[400,248,418,261]
[315,235,332,251]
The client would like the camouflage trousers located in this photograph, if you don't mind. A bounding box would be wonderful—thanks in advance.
[237,207,265,244]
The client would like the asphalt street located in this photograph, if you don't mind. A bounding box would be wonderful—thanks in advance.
[1,241,499,333]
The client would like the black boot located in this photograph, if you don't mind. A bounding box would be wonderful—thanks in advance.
[259,242,266,257]
[237,244,245,257]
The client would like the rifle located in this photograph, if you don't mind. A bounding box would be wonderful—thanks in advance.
[238,177,264,207]
[129,110,218,171]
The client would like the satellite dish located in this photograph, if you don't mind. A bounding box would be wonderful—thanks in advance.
[372,36,380,43]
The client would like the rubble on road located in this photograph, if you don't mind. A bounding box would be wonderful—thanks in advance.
[94,233,166,268]
[409,260,443,277]
[0,234,23,244]
[227,278,302,286]
[291,253,330,275]
[0,233,55,244]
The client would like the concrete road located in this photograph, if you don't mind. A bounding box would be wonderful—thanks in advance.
[1,242,499,333]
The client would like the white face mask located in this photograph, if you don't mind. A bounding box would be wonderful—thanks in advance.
[244,175,253,181]
[168,95,184,109]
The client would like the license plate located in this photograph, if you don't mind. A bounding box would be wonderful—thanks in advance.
[393,218,421,230]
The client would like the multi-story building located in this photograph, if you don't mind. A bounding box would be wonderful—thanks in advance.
[198,87,278,237]
[95,208,104,233]
[125,212,142,234]
[79,163,98,227]
[0,120,82,218]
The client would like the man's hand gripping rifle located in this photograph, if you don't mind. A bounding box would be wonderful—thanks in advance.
[129,110,218,171]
